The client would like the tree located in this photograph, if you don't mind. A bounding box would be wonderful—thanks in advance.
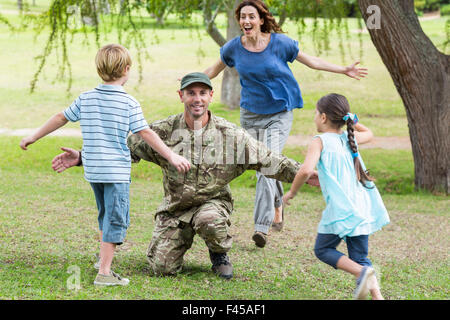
[358,0,449,193]
[201,0,354,108]
[2,0,448,192]
[203,0,241,108]
[3,0,353,103]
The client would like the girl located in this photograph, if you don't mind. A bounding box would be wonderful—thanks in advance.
[283,93,390,300]
[204,0,368,248]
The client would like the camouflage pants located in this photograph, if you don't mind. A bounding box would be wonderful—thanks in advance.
[147,201,232,276]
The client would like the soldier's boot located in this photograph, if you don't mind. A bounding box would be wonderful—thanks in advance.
[209,250,233,280]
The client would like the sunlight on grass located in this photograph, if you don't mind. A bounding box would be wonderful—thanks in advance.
[0,3,448,300]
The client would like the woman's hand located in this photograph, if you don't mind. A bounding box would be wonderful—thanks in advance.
[344,61,368,80]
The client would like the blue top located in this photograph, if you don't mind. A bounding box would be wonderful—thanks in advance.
[314,132,390,238]
[220,33,303,115]
[64,84,149,183]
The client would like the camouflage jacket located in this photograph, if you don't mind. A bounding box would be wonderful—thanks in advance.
[127,112,301,222]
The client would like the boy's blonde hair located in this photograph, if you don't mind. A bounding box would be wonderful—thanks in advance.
[95,44,132,82]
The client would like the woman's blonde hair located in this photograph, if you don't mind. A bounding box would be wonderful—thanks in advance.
[95,44,132,82]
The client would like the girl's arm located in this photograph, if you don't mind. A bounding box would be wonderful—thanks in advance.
[137,128,191,173]
[203,59,226,79]
[353,122,373,145]
[296,51,368,80]
[20,112,68,150]
[283,137,323,205]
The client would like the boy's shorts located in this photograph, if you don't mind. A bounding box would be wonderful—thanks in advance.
[90,183,130,245]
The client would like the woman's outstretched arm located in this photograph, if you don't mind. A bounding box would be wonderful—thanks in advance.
[204,59,226,79]
[296,51,368,80]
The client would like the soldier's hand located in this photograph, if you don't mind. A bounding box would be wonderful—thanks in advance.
[52,147,80,173]
[306,171,320,187]
[169,153,191,173]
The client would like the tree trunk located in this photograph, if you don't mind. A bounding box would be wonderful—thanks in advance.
[221,0,242,109]
[358,0,450,193]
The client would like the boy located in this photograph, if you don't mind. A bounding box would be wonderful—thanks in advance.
[20,44,191,286]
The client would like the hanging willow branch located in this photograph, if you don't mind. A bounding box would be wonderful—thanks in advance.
[3,0,447,96]
[8,0,202,94]
[21,0,149,94]
[11,0,437,96]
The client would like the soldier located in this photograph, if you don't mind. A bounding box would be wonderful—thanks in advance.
[51,72,318,280]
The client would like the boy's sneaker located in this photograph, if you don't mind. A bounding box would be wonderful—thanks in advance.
[353,266,375,300]
[93,253,100,270]
[94,271,130,286]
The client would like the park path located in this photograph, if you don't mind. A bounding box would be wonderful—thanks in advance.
[1,128,411,150]
[286,134,411,150]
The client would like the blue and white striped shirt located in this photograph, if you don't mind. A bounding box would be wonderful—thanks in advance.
[63,84,149,183]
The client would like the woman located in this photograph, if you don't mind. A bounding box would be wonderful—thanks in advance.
[204,0,367,248]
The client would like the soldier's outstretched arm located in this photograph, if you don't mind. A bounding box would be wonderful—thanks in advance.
[241,131,319,186]
[51,147,82,173]
[239,131,300,183]
[127,133,160,165]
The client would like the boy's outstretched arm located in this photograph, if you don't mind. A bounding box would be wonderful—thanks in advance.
[283,137,322,206]
[20,112,68,150]
[137,128,191,173]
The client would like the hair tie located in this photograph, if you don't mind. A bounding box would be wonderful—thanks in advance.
[351,152,359,159]
[342,113,358,124]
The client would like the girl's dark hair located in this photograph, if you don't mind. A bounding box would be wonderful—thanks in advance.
[235,0,284,34]
[316,93,374,188]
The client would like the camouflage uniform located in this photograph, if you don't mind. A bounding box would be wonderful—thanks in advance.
[128,111,301,276]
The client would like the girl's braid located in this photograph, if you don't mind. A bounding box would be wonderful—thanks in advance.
[346,121,358,155]
[317,93,375,189]
[346,118,374,188]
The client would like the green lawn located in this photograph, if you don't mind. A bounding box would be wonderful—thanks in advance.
[0,2,448,137]
[0,2,449,300]
[1,136,449,300]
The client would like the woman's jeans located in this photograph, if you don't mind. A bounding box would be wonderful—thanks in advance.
[240,108,293,234]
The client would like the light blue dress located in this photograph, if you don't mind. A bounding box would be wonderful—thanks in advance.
[315,132,390,238]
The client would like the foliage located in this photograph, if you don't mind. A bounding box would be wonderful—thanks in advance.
[2,0,154,93]
[0,0,364,94]
[441,3,450,15]
[1,136,449,300]
[414,0,449,13]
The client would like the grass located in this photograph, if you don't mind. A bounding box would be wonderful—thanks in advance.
[0,2,448,138]
[1,136,449,300]
[0,2,449,300]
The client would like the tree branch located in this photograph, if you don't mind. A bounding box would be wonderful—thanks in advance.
[278,0,288,27]
[203,0,226,46]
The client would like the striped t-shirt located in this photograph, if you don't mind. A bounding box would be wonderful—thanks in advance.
[63,84,149,183]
